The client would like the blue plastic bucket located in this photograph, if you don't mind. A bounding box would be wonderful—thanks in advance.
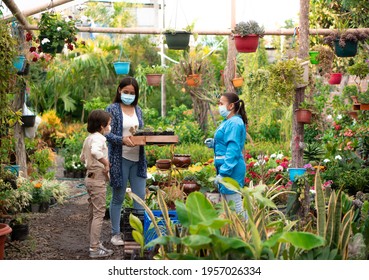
[113,62,130,75]
[4,165,20,176]
[13,55,26,71]
[288,168,306,182]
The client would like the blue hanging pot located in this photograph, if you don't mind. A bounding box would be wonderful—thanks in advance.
[13,55,26,71]
[113,61,130,75]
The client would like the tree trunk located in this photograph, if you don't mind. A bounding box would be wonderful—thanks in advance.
[224,35,237,93]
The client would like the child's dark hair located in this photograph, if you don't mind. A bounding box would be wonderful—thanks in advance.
[113,76,139,106]
[87,110,111,133]
[222,92,248,125]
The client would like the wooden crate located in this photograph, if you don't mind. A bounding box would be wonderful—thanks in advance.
[130,135,179,146]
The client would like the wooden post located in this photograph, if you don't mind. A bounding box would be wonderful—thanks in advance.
[293,0,311,221]
[224,0,236,93]
[292,0,309,168]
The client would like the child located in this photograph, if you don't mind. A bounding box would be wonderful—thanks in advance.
[80,109,113,258]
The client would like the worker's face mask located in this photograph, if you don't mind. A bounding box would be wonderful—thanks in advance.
[121,93,135,105]
[219,105,231,118]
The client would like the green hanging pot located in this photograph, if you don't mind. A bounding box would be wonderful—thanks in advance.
[164,31,191,50]
[334,39,358,57]
[308,51,319,64]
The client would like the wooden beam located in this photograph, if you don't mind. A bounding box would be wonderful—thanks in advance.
[3,0,75,20]
[22,24,369,35]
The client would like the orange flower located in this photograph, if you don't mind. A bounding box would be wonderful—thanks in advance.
[34,182,42,188]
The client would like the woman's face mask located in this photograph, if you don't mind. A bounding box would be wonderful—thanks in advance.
[121,93,135,105]
[218,105,231,118]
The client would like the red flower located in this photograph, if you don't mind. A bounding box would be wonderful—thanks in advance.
[67,43,74,51]
[30,46,36,52]
[26,32,33,42]
[245,178,251,184]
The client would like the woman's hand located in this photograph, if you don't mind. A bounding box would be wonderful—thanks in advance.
[122,136,135,147]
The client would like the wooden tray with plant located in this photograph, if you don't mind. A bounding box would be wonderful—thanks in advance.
[129,126,178,145]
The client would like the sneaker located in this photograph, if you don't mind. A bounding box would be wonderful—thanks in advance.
[111,234,124,246]
[89,245,114,258]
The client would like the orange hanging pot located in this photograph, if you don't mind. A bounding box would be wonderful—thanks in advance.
[146,74,162,86]
[186,74,201,87]
[232,77,244,88]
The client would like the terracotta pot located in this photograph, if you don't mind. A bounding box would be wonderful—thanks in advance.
[328,73,342,85]
[186,74,201,87]
[155,159,171,170]
[146,74,162,86]
[360,103,369,110]
[182,181,200,194]
[295,109,312,124]
[348,111,358,120]
[0,223,12,260]
[172,154,191,168]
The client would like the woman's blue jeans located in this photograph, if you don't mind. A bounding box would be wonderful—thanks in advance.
[110,158,146,236]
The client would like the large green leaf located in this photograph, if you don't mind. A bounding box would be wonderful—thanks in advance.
[279,232,325,250]
[182,235,212,248]
[210,234,251,253]
[132,230,144,247]
[184,192,218,226]
[129,213,143,233]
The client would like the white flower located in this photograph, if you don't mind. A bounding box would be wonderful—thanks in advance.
[335,155,342,160]
[57,27,62,31]
[146,173,153,180]
[323,159,330,163]
[65,17,70,23]
[270,153,277,158]
[337,114,342,120]
[276,153,284,160]
[326,115,333,121]
[41,38,50,45]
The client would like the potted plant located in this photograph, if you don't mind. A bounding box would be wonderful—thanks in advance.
[357,90,369,110]
[323,29,369,57]
[295,101,313,124]
[143,65,166,86]
[9,214,30,241]
[179,58,202,87]
[163,23,194,50]
[347,58,369,92]
[181,173,200,195]
[37,11,78,55]
[267,58,305,106]
[311,45,334,76]
[231,20,265,53]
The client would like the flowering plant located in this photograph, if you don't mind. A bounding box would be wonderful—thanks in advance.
[30,11,78,55]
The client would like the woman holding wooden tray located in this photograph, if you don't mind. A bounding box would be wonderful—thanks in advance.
[105,76,147,246]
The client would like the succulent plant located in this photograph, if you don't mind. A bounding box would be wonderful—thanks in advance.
[232,20,265,37]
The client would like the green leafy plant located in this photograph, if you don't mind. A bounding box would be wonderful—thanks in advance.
[323,29,369,48]
[267,58,305,106]
[232,20,265,37]
[143,64,167,75]
[312,45,335,75]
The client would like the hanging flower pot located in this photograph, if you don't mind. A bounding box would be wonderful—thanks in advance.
[186,74,201,87]
[13,55,26,71]
[234,35,259,53]
[163,31,191,50]
[308,51,319,64]
[232,77,244,88]
[288,168,307,182]
[113,61,130,75]
[328,73,342,85]
[295,109,312,124]
[146,74,162,86]
[334,39,358,57]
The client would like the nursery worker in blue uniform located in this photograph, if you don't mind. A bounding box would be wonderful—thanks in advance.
[205,92,247,217]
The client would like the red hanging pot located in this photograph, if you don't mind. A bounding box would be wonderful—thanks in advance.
[0,223,12,260]
[328,73,342,85]
[146,74,162,86]
[234,35,259,53]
